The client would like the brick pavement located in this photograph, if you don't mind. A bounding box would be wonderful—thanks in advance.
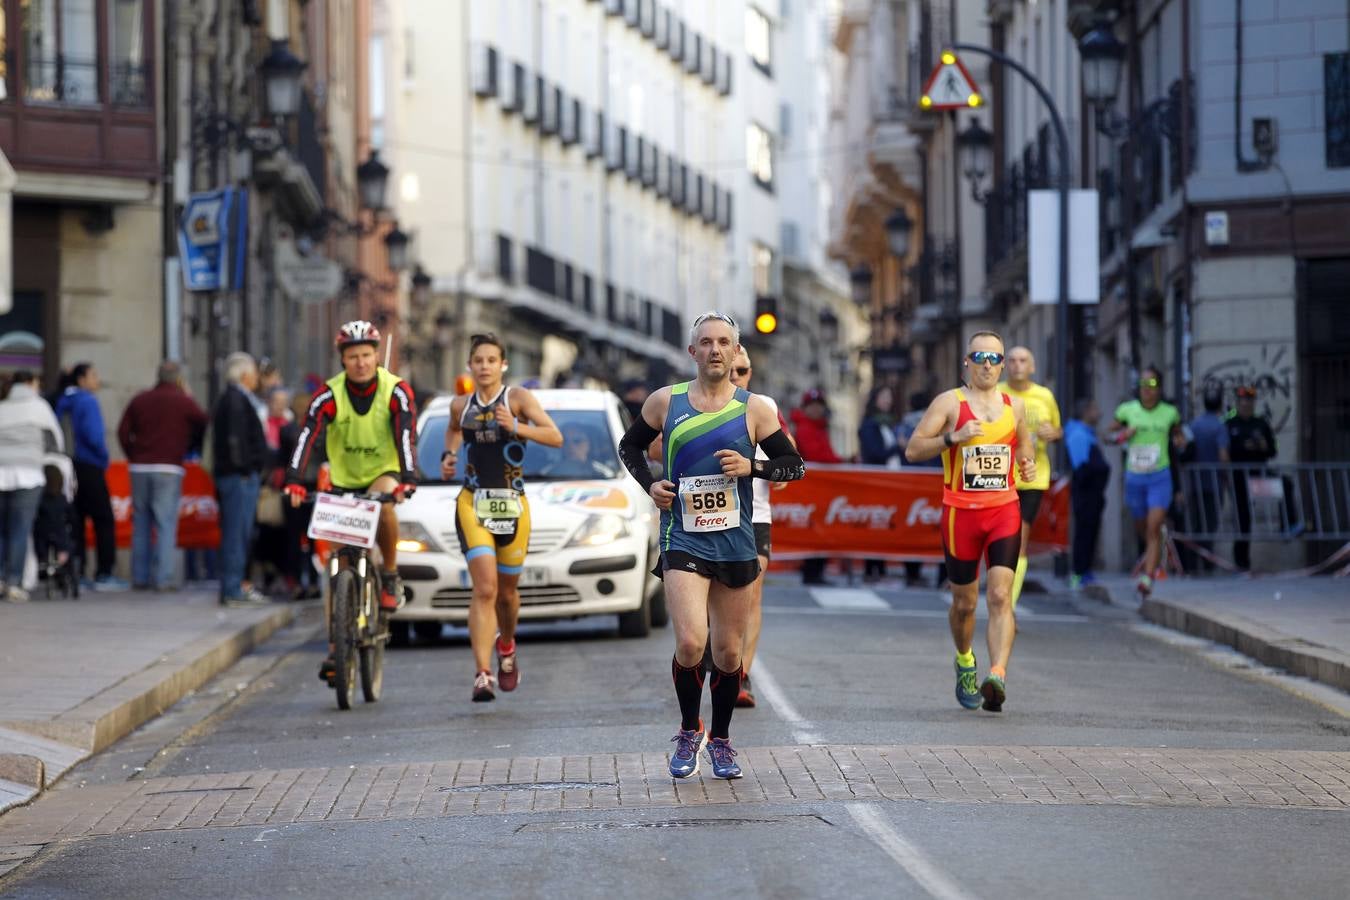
[2,743,1347,847]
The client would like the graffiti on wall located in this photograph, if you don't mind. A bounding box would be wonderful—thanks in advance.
[1199,343,1295,434]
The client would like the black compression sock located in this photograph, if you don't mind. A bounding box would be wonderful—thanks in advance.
[671,655,705,732]
[709,663,743,740]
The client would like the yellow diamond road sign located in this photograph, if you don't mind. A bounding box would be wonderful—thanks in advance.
[919,51,983,111]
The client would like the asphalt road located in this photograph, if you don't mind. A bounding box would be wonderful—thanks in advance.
[3,575,1350,899]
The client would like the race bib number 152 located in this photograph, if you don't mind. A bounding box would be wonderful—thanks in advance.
[962,445,1011,491]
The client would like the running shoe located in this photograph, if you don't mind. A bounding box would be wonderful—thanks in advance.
[668,722,705,779]
[955,654,981,709]
[318,655,336,684]
[1136,573,1153,598]
[497,642,520,692]
[472,671,496,703]
[980,674,1006,712]
[705,737,743,779]
[735,672,756,708]
[379,570,404,612]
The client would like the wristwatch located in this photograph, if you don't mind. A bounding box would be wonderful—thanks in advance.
[942,432,954,448]
[441,450,457,463]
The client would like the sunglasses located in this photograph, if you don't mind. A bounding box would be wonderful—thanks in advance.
[469,333,499,344]
[692,312,737,329]
[733,367,751,376]
[967,351,1004,366]
[1140,378,1160,388]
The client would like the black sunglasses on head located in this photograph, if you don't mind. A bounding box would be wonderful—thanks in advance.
[733,366,751,376]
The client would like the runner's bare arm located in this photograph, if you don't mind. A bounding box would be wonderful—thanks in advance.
[440,396,466,480]
[1013,396,1037,483]
[504,389,563,447]
[904,392,961,462]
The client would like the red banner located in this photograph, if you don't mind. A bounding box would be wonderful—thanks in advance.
[768,465,1068,560]
[91,462,223,550]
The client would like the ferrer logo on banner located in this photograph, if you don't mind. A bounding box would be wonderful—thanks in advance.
[768,465,1067,561]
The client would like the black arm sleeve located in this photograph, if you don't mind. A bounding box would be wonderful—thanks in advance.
[618,417,661,495]
[752,430,806,482]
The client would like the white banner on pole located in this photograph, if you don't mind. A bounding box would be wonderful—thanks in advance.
[1028,189,1100,304]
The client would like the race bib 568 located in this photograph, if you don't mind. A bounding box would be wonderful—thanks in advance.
[678,474,741,532]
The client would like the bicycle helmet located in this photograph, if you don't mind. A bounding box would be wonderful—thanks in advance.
[335,320,381,350]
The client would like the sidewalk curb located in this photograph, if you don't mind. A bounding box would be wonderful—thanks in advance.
[0,605,292,818]
[1139,597,1350,694]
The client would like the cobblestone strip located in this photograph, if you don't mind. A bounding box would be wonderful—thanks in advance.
[4,744,1348,844]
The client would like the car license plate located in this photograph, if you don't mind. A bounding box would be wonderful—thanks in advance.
[458,567,545,586]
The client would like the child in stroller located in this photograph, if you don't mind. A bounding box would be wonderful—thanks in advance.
[33,463,78,599]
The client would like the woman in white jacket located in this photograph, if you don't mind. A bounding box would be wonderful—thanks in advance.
[0,371,64,601]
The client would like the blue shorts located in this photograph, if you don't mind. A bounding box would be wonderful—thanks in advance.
[1124,469,1172,519]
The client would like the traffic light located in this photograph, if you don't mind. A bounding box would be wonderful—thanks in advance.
[754,295,778,335]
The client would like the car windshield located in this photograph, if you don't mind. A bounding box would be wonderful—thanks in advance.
[416,407,620,484]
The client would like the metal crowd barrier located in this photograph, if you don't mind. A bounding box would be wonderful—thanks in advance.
[1175,463,1350,542]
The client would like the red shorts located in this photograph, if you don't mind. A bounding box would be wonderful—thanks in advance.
[941,501,1021,565]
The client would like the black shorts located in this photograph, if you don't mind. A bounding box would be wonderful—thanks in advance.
[753,522,772,560]
[655,551,760,589]
[1018,489,1044,526]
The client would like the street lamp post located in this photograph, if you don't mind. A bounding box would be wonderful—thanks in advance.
[951,42,1073,411]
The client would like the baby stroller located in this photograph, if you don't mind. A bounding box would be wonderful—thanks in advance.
[34,462,79,600]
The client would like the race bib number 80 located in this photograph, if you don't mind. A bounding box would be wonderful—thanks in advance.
[678,474,741,533]
[474,488,522,521]
[962,445,1011,491]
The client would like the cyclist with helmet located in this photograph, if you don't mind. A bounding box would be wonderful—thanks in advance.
[285,320,419,684]
[440,333,562,703]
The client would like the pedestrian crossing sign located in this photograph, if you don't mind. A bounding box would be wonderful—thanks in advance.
[919,52,983,111]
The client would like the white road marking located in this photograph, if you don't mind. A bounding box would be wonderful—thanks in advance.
[846,804,978,900]
[749,659,822,745]
[809,586,888,609]
[763,604,1087,624]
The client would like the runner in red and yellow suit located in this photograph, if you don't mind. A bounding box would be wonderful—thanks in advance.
[905,331,1035,713]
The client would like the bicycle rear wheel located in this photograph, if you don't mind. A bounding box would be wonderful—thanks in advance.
[330,569,359,710]
[359,575,385,703]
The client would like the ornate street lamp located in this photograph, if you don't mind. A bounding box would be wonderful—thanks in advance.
[1078,25,1127,113]
[259,39,306,119]
[849,265,873,306]
[884,209,913,260]
[384,226,410,273]
[957,117,994,202]
[356,150,391,212]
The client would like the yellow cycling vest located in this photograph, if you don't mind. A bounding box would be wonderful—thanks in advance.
[325,368,402,488]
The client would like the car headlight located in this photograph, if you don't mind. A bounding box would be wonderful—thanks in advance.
[396,520,440,553]
[566,513,630,548]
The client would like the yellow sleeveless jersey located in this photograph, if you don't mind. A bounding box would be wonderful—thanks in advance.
[999,381,1059,490]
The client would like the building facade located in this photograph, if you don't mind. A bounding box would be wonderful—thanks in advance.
[380,0,782,392]
[0,0,163,424]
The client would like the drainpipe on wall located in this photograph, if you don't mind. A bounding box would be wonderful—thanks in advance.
[0,150,14,317]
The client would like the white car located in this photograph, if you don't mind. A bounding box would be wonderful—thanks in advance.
[390,389,667,642]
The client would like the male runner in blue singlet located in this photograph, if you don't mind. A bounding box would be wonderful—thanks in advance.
[618,312,806,779]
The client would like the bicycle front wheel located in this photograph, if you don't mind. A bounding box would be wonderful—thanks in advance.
[330,569,359,710]
[359,575,384,703]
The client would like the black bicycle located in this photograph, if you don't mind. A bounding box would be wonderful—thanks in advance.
[322,490,396,710]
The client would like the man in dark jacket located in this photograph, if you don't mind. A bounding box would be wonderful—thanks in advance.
[1064,398,1110,587]
[54,362,127,591]
[1226,384,1280,571]
[118,360,209,591]
[212,352,270,606]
